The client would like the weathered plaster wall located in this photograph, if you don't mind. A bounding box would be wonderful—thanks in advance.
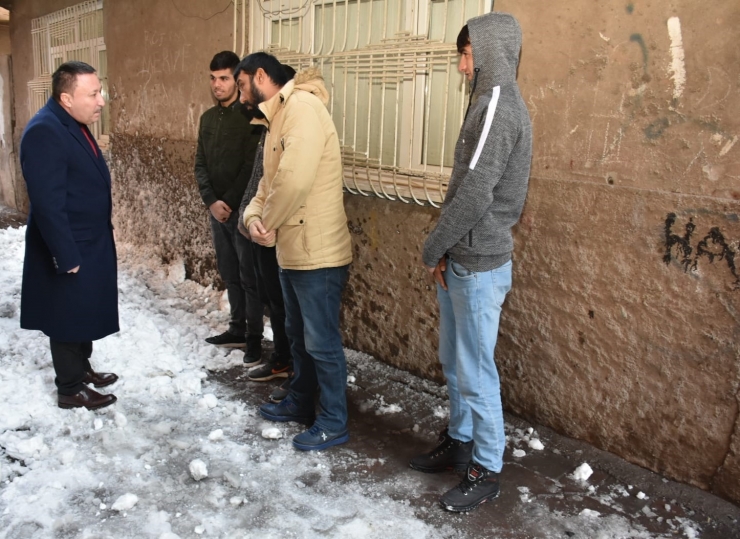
[505,0,740,502]
[339,0,740,504]
[104,0,239,283]
[7,0,740,504]
[0,55,16,209]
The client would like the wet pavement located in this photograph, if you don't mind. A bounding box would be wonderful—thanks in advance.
[211,343,740,539]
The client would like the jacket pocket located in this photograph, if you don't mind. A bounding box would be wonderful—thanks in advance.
[279,214,309,262]
[71,228,94,242]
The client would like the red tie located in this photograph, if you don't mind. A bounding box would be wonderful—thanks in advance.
[80,125,98,157]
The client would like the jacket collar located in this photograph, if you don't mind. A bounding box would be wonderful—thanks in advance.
[45,97,109,183]
[255,80,295,129]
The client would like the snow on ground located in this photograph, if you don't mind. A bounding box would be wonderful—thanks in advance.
[0,227,447,539]
[0,226,712,538]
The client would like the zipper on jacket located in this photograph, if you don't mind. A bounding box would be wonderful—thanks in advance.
[469,230,473,247]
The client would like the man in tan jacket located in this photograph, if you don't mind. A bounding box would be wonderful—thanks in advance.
[236,52,352,451]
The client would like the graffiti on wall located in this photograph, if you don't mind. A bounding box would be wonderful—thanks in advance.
[663,213,740,289]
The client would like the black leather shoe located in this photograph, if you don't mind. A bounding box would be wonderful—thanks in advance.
[83,370,119,388]
[58,387,117,410]
[410,427,474,473]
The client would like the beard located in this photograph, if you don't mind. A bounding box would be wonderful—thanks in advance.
[243,75,266,108]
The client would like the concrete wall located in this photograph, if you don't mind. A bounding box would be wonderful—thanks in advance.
[0,55,16,209]
[8,0,740,504]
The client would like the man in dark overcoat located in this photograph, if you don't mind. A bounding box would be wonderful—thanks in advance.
[20,61,119,410]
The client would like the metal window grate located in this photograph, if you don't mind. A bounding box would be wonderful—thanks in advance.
[29,0,108,140]
[247,0,493,205]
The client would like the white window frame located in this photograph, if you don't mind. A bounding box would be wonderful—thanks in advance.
[249,0,493,205]
[29,0,108,143]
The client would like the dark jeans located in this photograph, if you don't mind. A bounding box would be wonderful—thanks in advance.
[251,243,291,362]
[280,265,349,432]
[50,339,93,395]
[210,212,263,347]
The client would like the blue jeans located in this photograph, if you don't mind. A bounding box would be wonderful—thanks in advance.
[437,258,512,472]
[279,265,349,432]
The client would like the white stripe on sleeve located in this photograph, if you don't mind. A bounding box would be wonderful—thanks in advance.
[468,85,501,171]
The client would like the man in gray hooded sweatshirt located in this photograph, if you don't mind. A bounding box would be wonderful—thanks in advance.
[410,12,532,512]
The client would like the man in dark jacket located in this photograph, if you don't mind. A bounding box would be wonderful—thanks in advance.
[20,61,119,410]
[195,51,264,364]
[410,13,532,512]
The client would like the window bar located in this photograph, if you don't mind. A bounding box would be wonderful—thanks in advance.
[315,3,324,55]
[392,170,409,203]
[366,0,373,47]
[438,53,452,174]
[350,163,370,196]
[233,0,238,53]
[351,58,360,166]
[241,0,247,57]
[353,0,361,50]
[375,57,396,200]
[340,57,350,158]
[341,0,350,52]
[391,52,408,203]
[343,157,360,194]
[422,52,433,176]
[327,0,338,55]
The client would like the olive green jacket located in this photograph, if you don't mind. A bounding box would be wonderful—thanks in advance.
[194,99,262,211]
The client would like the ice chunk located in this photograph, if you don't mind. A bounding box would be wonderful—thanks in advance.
[528,438,544,451]
[572,463,594,482]
[111,493,139,511]
[261,427,282,440]
[189,459,208,481]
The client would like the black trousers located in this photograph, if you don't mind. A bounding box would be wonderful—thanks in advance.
[210,212,265,349]
[50,339,93,395]
[251,243,291,363]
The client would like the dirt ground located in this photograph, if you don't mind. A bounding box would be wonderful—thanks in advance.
[0,206,26,229]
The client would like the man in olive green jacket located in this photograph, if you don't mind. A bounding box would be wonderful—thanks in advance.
[237,52,352,451]
[195,51,264,365]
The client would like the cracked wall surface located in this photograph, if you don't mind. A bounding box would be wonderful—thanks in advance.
[6,0,740,505]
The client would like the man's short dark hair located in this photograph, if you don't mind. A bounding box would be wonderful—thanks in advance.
[52,61,96,101]
[233,52,290,86]
[456,25,470,53]
[210,51,240,72]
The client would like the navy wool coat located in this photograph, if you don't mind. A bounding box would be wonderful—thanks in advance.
[20,97,119,342]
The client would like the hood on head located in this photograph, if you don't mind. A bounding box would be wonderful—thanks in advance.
[292,66,330,105]
[467,12,522,90]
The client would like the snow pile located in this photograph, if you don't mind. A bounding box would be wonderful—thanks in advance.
[0,227,715,538]
[572,463,594,482]
[0,229,449,538]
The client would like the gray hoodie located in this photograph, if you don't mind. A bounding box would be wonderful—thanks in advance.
[422,12,532,272]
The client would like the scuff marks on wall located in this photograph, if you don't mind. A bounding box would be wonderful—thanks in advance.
[666,17,686,101]
[110,133,218,287]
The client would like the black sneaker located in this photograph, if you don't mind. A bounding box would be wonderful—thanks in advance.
[248,354,290,381]
[205,331,246,348]
[439,462,500,512]
[268,374,292,403]
[243,342,263,367]
[409,427,473,473]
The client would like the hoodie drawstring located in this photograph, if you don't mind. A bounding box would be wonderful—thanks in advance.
[464,67,481,120]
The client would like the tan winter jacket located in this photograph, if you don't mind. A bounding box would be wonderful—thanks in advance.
[243,67,352,270]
